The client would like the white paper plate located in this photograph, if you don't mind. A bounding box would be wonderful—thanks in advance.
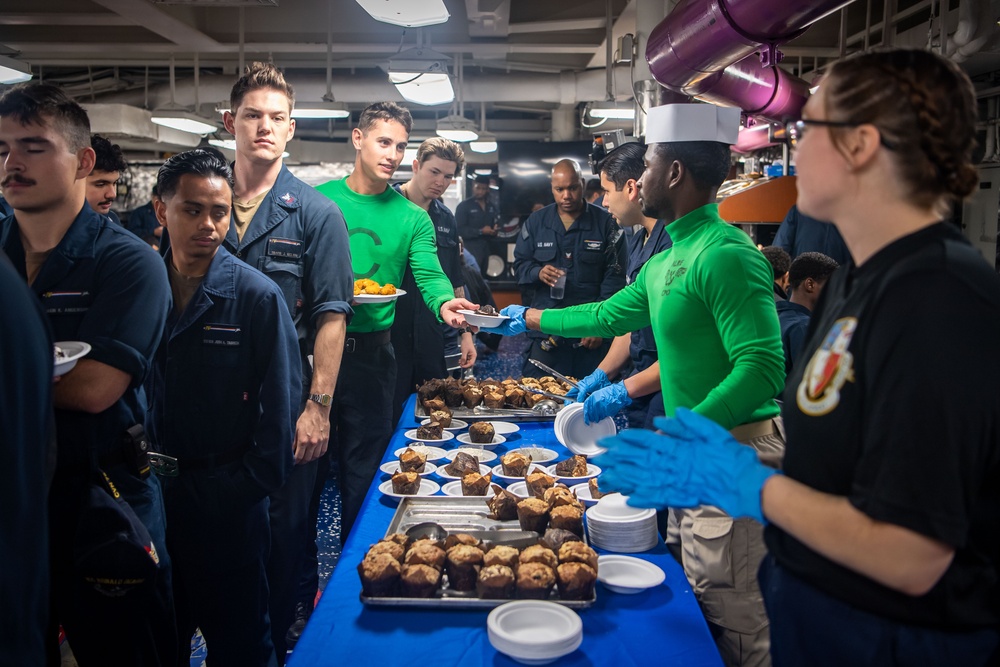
[435,462,492,481]
[442,448,498,464]
[569,483,599,507]
[379,460,438,477]
[53,341,91,377]
[456,432,506,447]
[597,556,666,593]
[506,481,528,498]
[545,462,601,482]
[378,478,440,498]
[491,462,547,483]
[505,447,559,463]
[487,601,583,663]
[421,417,468,432]
[404,429,455,443]
[553,402,615,457]
[458,308,509,328]
[353,288,407,304]
[441,480,493,497]
[394,445,447,461]
[486,421,520,435]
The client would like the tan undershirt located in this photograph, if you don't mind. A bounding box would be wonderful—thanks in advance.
[232,190,269,242]
[25,250,52,286]
[168,262,205,315]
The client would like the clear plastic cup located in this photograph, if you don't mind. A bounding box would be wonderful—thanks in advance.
[550,273,567,300]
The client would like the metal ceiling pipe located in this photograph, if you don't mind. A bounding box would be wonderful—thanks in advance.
[646,0,854,121]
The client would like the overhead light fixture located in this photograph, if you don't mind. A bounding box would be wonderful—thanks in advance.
[470,131,497,153]
[151,105,218,135]
[208,138,237,151]
[589,101,636,120]
[385,48,454,106]
[356,0,449,28]
[0,55,32,84]
[292,98,350,119]
[474,168,494,175]
[436,115,479,142]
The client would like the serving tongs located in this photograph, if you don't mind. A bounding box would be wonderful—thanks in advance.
[528,358,580,389]
[472,399,560,416]
[518,384,574,403]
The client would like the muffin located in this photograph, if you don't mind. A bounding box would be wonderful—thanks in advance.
[400,563,442,598]
[515,562,555,600]
[417,378,444,405]
[555,455,590,478]
[504,386,527,408]
[381,533,412,551]
[462,385,484,408]
[549,505,584,537]
[483,389,505,409]
[557,542,599,571]
[416,422,443,440]
[461,471,492,496]
[391,471,420,495]
[477,564,515,599]
[525,471,556,499]
[429,410,452,428]
[517,497,550,533]
[483,544,520,569]
[588,477,606,500]
[556,562,597,600]
[468,421,495,444]
[444,451,480,477]
[398,447,427,473]
[443,381,465,408]
[366,540,404,563]
[476,305,498,316]
[487,487,521,521]
[404,541,446,570]
[539,528,582,551]
[357,552,401,597]
[444,533,482,551]
[543,485,581,510]
[500,451,532,477]
[445,544,484,592]
[519,544,559,570]
[422,397,447,414]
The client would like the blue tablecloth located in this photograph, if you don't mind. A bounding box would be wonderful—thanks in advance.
[289,395,722,666]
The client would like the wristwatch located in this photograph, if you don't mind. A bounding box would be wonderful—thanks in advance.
[462,326,475,335]
[308,392,333,407]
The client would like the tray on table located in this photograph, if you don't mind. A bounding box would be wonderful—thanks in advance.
[414,401,561,423]
[359,496,595,609]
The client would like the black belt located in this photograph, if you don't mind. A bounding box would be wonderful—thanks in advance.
[345,330,391,353]
[174,443,249,472]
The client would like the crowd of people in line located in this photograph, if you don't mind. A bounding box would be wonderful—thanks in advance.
[1,46,998,667]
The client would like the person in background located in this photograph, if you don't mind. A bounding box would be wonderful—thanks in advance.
[315,101,476,541]
[569,141,672,429]
[87,134,127,226]
[762,245,791,301]
[596,49,1000,667]
[127,185,162,248]
[774,203,852,266]
[775,252,838,375]
[0,83,175,666]
[0,192,11,217]
[148,149,299,667]
[585,177,606,206]
[221,62,353,662]
[456,173,500,277]
[391,137,476,422]
[488,103,784,666]
[513,158,626,379]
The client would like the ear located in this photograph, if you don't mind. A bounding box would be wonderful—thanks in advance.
[351,127,364,150]
[666,159,684,190]
[286,117,296,141]
[153,197,169,229]
[841,124,881,171]
[624,178,640,202]
[412,158,420,172]
[76,146,96,180]
[222,110,236,135]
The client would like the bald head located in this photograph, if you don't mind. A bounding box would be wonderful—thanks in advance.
[550,159,585,216]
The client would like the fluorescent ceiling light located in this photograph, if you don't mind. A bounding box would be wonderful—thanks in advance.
[474,169,494,175]
[208,138,237,151]
[589,102,635,120]
[390,72,455,106]
[356,0,449,28]
[292,100,350,119]
[0,55,32,84]
[151,106,217,135]
[469,131,498,153]
[436,115,479,142]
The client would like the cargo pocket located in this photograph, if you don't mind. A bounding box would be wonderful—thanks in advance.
[680,515,735,593]
[263,257,304,318]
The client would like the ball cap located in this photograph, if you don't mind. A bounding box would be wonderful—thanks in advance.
[646,103,741,145]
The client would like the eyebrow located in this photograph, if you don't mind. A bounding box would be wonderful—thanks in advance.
[0,136,55,148]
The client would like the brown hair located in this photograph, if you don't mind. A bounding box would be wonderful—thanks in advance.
[357,101,412,135]
[0,83,91,153]
[415,137,464,173]
[229,62,294,113]
[822,48,978,208]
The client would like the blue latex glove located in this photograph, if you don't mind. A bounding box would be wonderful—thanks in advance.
[593,408,779,523]
[479,304,527,336]
[566,368,610,401]
[583,381,631,424]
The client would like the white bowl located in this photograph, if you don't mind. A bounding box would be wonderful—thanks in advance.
[404,429,455,443]
[53,341,91,377]
[458,308,509,328]
[393,445,447,461]
[441,480,494,497]
[442,447,498,464]
[487,600,583,665]
[435,462,492,481]
[378,479,440,499]
[486,420,520,435]
[597,555,665,594]
[545,462,601,482]
[553,402,615,457]
[379,460,438,477]
[569,483,598,507]
[506,481,528,498]
[420,417,468,432]
[505,447,559,463]
[491,462,547,483]
[456,432,506,448]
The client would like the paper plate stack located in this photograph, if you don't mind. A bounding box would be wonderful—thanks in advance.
[487,600,583,664]
[585,494,658,553]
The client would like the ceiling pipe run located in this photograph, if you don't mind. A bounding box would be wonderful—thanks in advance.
[646,0,854,122]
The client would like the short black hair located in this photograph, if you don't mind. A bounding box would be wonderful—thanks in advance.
[585,177,604,197]
[91,134,127,174]
[761,246,791,280]
[474,174,491,185]
[600,142,646,190]
[789,252,839,291]
[0,83,91,153]
[656,141,732,190]
[156,148,233,201]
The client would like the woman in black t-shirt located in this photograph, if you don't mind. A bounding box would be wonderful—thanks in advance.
[595,49,1000,666]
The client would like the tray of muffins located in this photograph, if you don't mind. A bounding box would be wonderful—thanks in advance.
[357,490,598,608]
[414,376,574,423]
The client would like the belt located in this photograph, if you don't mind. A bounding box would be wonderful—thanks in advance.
[729,419,776,442]
[345,329,391,353]
[174,443,249,472]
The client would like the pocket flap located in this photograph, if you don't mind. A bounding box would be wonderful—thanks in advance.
[690,516,734,540]
[263,257,304,278]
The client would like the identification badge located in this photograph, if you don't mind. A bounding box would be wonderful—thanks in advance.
[583,240,603,252]
[41,290,92,315]
[266,237,303,260]
[202,324,241,347]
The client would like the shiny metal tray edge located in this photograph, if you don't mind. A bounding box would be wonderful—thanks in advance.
[414,402,557,423]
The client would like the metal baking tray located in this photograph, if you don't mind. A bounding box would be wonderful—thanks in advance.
[360,496,595,609]
[414,401,561,423]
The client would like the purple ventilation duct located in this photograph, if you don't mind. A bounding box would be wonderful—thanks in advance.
[646,0,853,122]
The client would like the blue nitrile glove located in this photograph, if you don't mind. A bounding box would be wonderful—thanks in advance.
[583,381,631,424]
[566,368,610,401]
[593,408,778,523]
[479,304,527,336]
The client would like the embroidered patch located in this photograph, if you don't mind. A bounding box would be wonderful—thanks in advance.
[202,324,241,347]
[266,237,303,259]
[583,239,603,251]
[279,192,296,205]
[796,317,856,416]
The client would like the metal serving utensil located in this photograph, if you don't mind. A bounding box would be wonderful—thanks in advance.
[518,384,574,403]
[528,358,580,389]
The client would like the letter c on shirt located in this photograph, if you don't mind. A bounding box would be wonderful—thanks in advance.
[349,227,382,279]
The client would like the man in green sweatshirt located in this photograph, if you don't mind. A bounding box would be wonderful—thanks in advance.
[485,104,785,667]
[315,102,476,538]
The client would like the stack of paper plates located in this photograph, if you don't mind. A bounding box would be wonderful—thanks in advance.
[585,494,658,553]
[487,600,583,664]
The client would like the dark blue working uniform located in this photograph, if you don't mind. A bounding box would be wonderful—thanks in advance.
[221,164,353,662]
[148,246,299,667]
[774,205,851,266]
[390,187,463,423]
[514,202,626,379]
[775,299,812,376]
[623,220,672,430]
[455,195,500,275]
[127,200,160,244]
[1,204,176,667]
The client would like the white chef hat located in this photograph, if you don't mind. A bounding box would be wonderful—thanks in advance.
[645,103,741,145]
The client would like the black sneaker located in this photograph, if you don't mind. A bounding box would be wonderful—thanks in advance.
[284,601,312,647]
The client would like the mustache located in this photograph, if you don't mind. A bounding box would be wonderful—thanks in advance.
[98,199,115,206]
[1,175,35,187]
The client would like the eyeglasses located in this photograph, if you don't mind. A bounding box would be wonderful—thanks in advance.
[781,119,897,150]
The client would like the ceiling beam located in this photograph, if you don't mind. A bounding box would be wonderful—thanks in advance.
[9,42,601,56]
[508,18,606,33]
[0,12,134,26]
[89,0,224,51]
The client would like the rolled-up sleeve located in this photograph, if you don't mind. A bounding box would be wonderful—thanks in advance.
[303,197,354,326]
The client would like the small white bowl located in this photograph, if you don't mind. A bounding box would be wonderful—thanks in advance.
[393,445,447,461]
[53,341,91,377]
[378,478,440,499]
[487,600,583,665]
[442,447,498,464]
[491,462,547,483]
[506,481,528,498]
[403,429,455,443]
[569,482,598,507]
[458,308,509,328]
[435,462,492,481]
[379,460,437,477]
[456,432,506,448]
[597,555,666,594]
[545,462,601,482]
[441,480,493,497]
[486,420,520,435]
[421,417,468,432]
[553,402,615,457]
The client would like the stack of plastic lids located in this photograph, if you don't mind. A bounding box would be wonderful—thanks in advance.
[487,600,583,665]
[585,494,658,553]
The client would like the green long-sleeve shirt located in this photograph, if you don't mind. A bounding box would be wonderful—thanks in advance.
[316,178,454,333]
[540,204,783,430]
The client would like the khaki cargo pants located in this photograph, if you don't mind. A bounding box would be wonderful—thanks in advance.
[667,417,785,667]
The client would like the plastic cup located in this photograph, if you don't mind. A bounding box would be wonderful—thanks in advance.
[550,273,567,300]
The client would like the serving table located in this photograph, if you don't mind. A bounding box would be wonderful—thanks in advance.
[288,395,723,666]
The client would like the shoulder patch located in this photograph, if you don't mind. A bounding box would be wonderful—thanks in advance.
[796,317,856,416]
